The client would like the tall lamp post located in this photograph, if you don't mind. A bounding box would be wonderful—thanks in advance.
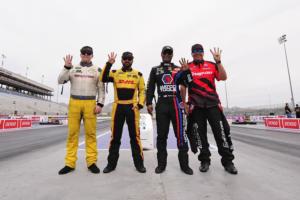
[278,34,295,108]
[1,54,6,67]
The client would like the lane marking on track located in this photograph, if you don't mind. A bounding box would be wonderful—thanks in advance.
[78,131,111,147]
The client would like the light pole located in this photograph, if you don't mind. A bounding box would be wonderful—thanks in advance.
[278,34,295,108]
[1,54,6,67]
[41,74,44,84]
[25,67,29,78]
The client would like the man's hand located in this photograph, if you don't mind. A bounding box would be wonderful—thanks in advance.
[179,58,189,71]
[108,52,117,64]
[63,54,73,68]
[210,47,222,63]
[94,105,102,114]
[147,105,153,115]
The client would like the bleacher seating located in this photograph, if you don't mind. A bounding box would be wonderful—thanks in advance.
[0,90,67,115]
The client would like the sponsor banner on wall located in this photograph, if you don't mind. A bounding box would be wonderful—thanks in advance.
[21,120,32,128]
[264,118,300,130]
[0,120,4,129]
[264,118,281,128]
[0,119,32,130]
[282,119,299,129]
[4,120,18,129]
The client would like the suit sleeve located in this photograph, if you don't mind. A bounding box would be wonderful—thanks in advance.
[58,67,71,84]
[146,67,156,106]
[97,68,105,107]
[214,63,221,81]
[100,62,115,83]
[138,72,146,108]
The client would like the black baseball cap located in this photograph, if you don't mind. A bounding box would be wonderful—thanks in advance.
[80,46,93,55]
[122,51,134,59]
[162,46,173,54]
[191,44,204,53]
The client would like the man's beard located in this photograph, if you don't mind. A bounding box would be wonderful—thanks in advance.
[123,62,132,69]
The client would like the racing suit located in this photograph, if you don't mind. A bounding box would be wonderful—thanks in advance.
[176,60,234,167]
[58,62,105,168]
[100,62,145,169]
[146,62,189,169]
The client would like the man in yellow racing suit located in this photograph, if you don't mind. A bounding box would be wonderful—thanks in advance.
[58,46,105,175]
[100,51,146,173]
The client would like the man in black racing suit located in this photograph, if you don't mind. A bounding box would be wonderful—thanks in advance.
[146,46,193,175]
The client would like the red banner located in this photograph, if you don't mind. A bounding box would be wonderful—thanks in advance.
[282,119,299,129]
[265,118,300,130]
[20,120,32,128]
[264,118,281,128]
[0,120,4,129]
[0,119,32,130]
[4,120,18,129]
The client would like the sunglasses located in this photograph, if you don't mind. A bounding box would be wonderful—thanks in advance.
[122,57,133,61]
[192,50,204,54]
[81,50,93,56]
[162,51,173,55]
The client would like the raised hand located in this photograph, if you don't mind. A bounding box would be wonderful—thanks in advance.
[179,58,189,71]
[210,47,222,63]
[108,52,117,64]
[63,55,73,68]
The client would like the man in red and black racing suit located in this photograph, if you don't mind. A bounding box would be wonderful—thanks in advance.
[177,44,238,175]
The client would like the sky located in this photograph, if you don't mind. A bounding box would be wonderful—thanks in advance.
[0,0,299,108]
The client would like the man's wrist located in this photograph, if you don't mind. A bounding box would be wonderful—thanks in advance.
[97,103,104,108]
[64,65,72,70]
[138,104,144,110]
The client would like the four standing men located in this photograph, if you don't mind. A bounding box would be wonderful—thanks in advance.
[58,45,238,175]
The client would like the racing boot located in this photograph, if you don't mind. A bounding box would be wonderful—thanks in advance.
[178,152,193,175]
[199,162,210,172]
[58,166,75,175]
[88,163,100,174]
[224,163,238,175]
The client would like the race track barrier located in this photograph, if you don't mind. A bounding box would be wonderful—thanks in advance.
[0,119,32,130]
[264,118,300,130]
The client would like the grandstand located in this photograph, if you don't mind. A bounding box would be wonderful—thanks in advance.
[0,67,67,115]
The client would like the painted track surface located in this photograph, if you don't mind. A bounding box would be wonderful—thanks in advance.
[1,121,300,200]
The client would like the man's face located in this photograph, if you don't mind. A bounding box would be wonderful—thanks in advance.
[161,50,173,63]
[192,52,204,61]
[122,57,133,68]
[80,50,93,63]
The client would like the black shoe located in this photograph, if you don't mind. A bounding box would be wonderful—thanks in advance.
[136,166,146,173]
[58,166,75,175]
[199,162,210,173]
[155,166,166,174]
[224,163,238,175]
[103,165,115,173]
[88,163,100,174]
[181,166,194,175]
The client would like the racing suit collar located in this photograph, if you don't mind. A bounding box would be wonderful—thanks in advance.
[121,66,133,72]
[80,61,93,67]
[160,62,173,67]
[193,59,204,66]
